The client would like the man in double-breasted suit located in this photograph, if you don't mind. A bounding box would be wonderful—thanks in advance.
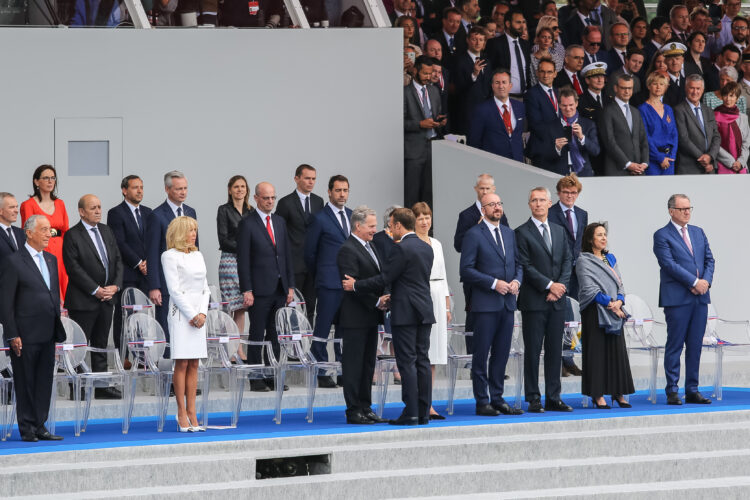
[653,194,715,406]
[237,182,295,392]
[0,193,25,265]
[460,193,523,417]
[674,75,721,175]
[515,187,573,413]
[275,164,325,325]
[63,195,123,396]
[0,215,66,441]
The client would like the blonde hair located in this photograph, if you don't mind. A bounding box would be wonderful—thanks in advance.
[646,71,669,87]
[166,216,198,253]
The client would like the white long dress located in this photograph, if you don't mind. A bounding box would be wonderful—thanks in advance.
[161,249,210,360]
[427,237,450,365]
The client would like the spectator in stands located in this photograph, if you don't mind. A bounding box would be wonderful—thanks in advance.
[479,17,497,38]
[579,64,612,183]
[467,68,525,162]
[20,165,69,303]
[457,0,480,36]
[216,175,253,337]
[0,193,23,265]
[530,27,560,87]
[534,15,565,67]
[453,26,491,134]
[485,8,530,97]
[715,81,750,174]
[606,48,644,98]
[704,66,747,114]
[582,25,607,67]
[669,4,690,44]
[563,0,617,50]
[606,21,631,75]
[541,0,558,19]
[663,42,687,107]
[639,71,678,175]
[404,46,417,86]
[689,6,713,59]
[490,1,510,36]
[396,15,423,56]
[430,61,450,123]
[674,74,721,175]
[714,0,743,55]
[684,32,717,93]
[645,51,668,79]
[544,88,600,177]
[435,8,466,64]
[389,0,414,24]
[729,15,749,54]
[70,0,125,26]
[599,74,649,175]
[525,58,559,169]
[643,16,671,66]
[628,16,648,51]
[554,45,587,95]
[740,53,750,106]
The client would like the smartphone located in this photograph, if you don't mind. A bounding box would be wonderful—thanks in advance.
[563,125,573,141]
[406,52,416,64]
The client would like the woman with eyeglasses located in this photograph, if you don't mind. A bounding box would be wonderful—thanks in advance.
[20,164,69,301]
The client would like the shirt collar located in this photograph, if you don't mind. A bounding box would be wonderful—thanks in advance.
[25,242,41,259]
[401,231,416,239]
[124,199,140,212]
[614,96,629,108]
[531,216,548,228]
[539,82,553,94]
[81,220,97,232]
[687,99,701,110]
[351,233,368,247]
[413,79,426,93]
[559,201,574,213]
[494,95,511,108]
[565,67,576,79]
[671,220,688,231]
[588,88,601,99]
[296,189,310,203]
[475,200,482,213]
[257,208,272,219]
[506,32,518,43]
[328,202,346,214]
[482,218,500,231]
[166,198,182,215]
[0,222,11,232]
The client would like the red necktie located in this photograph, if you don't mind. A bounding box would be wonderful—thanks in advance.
[572,73,583,95]
[502,104,513,134]
[266,215,275,246]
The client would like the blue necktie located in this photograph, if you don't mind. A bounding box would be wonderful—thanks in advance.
[694,106,708,150]
[135,207,144,234]
[36,253,50,289]
[494,227,505,258]
[449,36,455,52]
[177,206,183,217]
[339,210,349,236]
[91,227,110,282]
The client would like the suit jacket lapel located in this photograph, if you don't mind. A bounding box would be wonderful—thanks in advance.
[528,219,552,257]
[325,206,348,238]
[480,223,505,260]
[353,238,380,273]
[291,191,307,223]
[253,213,276,248]
[77,223,106,274]
[0,226,14,251]
[20,247,51,291]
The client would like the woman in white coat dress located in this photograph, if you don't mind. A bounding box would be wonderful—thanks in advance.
[412,202,451,420]
[162,216,210,432]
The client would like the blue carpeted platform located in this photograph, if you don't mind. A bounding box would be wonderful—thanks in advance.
[1,387,749,456]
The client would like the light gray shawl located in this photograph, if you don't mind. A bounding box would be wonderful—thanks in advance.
[576,252,627,334]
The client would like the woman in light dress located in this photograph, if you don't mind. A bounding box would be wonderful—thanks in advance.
[161,216,210,432]
[412,202,450,420]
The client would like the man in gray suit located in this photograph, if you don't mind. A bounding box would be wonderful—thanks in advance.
[674,75,721,175]
[404,55,446,209]
[598,74,649,176]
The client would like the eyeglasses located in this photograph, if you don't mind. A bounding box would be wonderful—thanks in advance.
[588,42,601,46]
[671,206,694,213]
[559,190,579,196]
[482,201,503,208]
[551,26,560,31]
[733,25,748,31]
[39,176,56,182]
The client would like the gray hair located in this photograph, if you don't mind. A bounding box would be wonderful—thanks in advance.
[529,186,552,201]
[686,73,705,85]
[24,214,47,233]
[475,173,495,186]
[351,205,377,229]
[163,170,186,188]
[669,4,688,18]
[720,65,739,81]
[667,194,690,209]
[0,192,15,209]
[382,205,402,228]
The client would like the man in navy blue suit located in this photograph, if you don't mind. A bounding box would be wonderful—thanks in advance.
[460,193,523,417]
[237,182,295,392]
[582,26,608,68]
[467,68,526,162]
[107,175,151,365]
[146,171,197,354]
[0,215,66,441]
[524,58,560,169]
[0,193,25,265]
[653,194,715,406]
[304,174,352,388]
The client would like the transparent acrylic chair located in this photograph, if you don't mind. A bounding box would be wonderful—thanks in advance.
[446,320,472,416]
[120,287,155,363]
[622,294,667,404]
[0,325,16,441]
[125,313,173,431]
[508,310,524,410]
[562,297,586,406]
[701,303,750,400]
[374,321,398,417]
[289,288,307,318]
[208,284,230,314]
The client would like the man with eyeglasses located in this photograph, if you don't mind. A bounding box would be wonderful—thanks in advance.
[554,45,587,95]
[582,26,607,67]
[524,58,559,169]
[605,22,631,75]
[729,16,749,54]
[713,0,744,56]
[653,194,715,406]
[599,74,649,176]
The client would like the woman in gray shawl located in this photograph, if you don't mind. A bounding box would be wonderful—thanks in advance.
[576,223,635,409]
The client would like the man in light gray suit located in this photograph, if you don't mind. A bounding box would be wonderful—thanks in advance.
[674,75,721,175]
[598,74,649,176]
[404,55,446,209]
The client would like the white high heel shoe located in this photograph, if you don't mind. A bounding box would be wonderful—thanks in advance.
[188,417,205,432]
[176,415,193,433]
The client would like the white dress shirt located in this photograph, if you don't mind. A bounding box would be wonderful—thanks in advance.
[296,189,311,212]
[166,198,184,218]
[0,222,19,250]
[494,96,517,131]
[257,208,275,241]
[327,202,349,234]
[506,33,526,95]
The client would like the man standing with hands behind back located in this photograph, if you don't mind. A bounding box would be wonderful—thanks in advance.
[653,194,715,406]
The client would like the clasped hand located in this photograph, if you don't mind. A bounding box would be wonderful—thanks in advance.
[691,279,709,295]
[377,294,391,311]
[495,280,519,295]
[95,285,118,302]
[190,313,206,329]
[546,282,566,302]
[607,299,626,319]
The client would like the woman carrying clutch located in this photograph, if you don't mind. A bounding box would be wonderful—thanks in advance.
[162,216,210,432]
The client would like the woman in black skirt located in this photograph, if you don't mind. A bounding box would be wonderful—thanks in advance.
[576,223,635,409]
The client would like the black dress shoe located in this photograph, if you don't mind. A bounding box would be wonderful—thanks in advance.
[666,392,683,405]
[95,387,123,399]
[346,411,375,425]
[250,380,271,392]
[544,399,573,412]
[685,391,712,404]
[36,430,63,441]
[21,434,38,442]
[527,400,545,413]
[429,412,446,420]
[476,404,501,416]
[388,415,419,426]
[362,409,388,423]
[565,362,583,376]
[418,417,430,425]
[317,376,337,388]
[264,379,289,391]
[492,401,524,415]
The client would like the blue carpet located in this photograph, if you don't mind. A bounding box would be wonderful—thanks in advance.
[2,387,749,456]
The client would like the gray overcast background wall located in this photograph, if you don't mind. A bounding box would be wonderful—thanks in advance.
[0,28,403,283]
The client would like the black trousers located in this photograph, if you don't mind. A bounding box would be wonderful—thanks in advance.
[339,325,378,414]
[392,323,432,418]
[294,271,317,327]
[521,308,564,402]
[112,280,147,357]
[404,149,433,209]
[69,301,115,372]
[10,341,55,436]
[248,283,285,366]
[155,289,171,358]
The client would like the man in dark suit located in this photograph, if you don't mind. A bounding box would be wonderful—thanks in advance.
[452,26,492,134]
[146,171,197,353]
[237,182,295,392]
[0,215,66,441]
[433,8,467,67]
[663,42,687,107]
[563,0,618,50]
[404,56,446,209]
[459,193,523,417]
[579,62,611,175]
[674,75,722,175]
[485,9,530,97]
[0,193,25,264]
[604,22,631,75]
[63,195,123,398]
[468,68,526,162]
[525,58,560,168]
[336,207,389,425]
[653,194,715,406]
[107,175,151,367]
[343,208,435,426]
[643,16,671,65]
[304,175,352,388]
[606,49,645,99]
[553,45,587,96]
[372,205,400,263]
[599,74,649,175]
[582,25,607,68]
[515,187,573,413]
[275,164,325,325]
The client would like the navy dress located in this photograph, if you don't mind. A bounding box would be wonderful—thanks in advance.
[638,102,678,175]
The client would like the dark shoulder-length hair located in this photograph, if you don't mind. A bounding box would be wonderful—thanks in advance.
[581,222,608,254]
[226,175,251,210]
[30,164,58,201]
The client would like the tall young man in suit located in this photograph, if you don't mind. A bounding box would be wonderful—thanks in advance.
[0,193,25,264]
[653,194,715,406]
[63,195,123,398]
[452,26,491,135]
[237,182,295,392]
[524,58,559,169]
[485,8,530,97]
[275,164,324,325]
[0,215,66,441]
[605,22,631,75]
[460,193,523,417]
[107,175,151,367]
[336,206,389,425]
[146,171,198,354]
[674,75,721,175]
[343,208,435,426]
[515,187,573,413]
[599,74,649,175]
[304,175,352,388]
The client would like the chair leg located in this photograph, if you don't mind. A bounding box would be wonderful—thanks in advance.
[375,363,389,418]
[306,367,316,423]
[8,389,16,440]
[649,348,658,404]
[447,358,458,415]
[126,376,137,433]
[80,379,92,436]
[714,345,723,401]
[273,369,285,425]
[121,376,130,434]
[0,384,7,442]
[200,369,210,429]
